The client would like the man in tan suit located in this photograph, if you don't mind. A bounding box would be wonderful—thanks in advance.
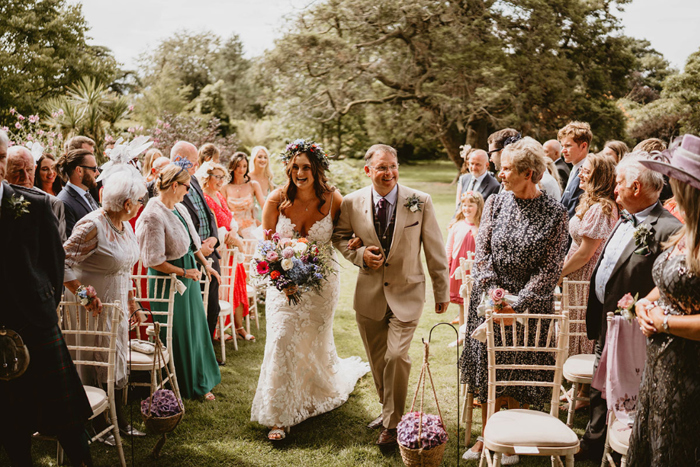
[333,144,449,446]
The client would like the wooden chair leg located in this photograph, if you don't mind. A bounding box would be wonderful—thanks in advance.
[218,314,226,365]
[254,296,260,330]
[464,390,474,446]
[109,398,126,467]
[493,451,502,467]
[566,381,578,427]
[620,455,627,467]
[565,454,574,467]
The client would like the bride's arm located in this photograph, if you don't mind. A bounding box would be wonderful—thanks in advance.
[262,189,283,239]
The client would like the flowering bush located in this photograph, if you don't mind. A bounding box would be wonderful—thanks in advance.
[253,232,333,305]
[397,411,448,450]
[4,108,64,155]
[141,389,183,418]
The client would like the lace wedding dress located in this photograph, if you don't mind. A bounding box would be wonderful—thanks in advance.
[251,210,370,428]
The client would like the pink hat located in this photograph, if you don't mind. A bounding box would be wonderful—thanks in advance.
[640,134,700,191]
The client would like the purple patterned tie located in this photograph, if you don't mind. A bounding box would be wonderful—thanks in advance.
[376,197,388,235]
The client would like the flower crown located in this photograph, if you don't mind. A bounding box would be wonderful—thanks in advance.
[279,139,330,170]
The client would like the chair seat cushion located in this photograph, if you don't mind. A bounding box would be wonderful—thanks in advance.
[608,417,631,455]
[84,385,108,416]
[219,300,233,314]
[484,409,579,448]
[127,348,169,371]
[246,284,255,295]
[563,354,595,379]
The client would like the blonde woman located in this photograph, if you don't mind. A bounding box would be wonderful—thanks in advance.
[142,148,163,181]
[249,146,275,196]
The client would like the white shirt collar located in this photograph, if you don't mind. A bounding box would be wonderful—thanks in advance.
[372,185,398,206]
[66,181,88,196]
[631,202,657,224]
[473,171,488,183]
[572,157,585,172]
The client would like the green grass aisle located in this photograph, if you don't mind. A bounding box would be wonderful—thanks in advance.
[17,161,598,466]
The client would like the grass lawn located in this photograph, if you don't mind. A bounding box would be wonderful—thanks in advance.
[14,161,598,466]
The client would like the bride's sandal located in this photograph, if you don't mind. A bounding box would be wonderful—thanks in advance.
[268,426,289,441]
[236,327,255,341]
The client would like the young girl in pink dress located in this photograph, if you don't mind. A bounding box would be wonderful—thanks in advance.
[446,190,484,345]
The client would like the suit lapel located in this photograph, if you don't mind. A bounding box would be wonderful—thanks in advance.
[361,186,381,249]
[66,184,92,212]
[386,185,407,262]
[0,183,17,246]
[608,202,663,283]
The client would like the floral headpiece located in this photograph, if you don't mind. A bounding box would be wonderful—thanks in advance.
[172,155,193,171]
[502,133,522,148]
[279,139,330,170]
[97,136,153,182]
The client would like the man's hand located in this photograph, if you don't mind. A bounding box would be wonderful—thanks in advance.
[201,237,217,257]
[435,302,449,314]
[363,246,384,270]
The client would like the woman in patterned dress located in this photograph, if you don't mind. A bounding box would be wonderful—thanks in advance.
[628,135,700,465]
[459,137,569,463]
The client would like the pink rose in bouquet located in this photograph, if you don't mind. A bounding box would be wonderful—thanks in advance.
[282,247,295,259]
[266,250,279,262]
[616,292,638,322]
[489,287,506,304]
[617,293,635,310]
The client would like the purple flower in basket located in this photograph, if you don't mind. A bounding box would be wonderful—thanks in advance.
[397,411,448,450]
[141,389,183,418]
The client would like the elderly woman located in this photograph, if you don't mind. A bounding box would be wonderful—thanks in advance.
[136,164,221,400]
[628,134,700,465]
[63,166,146,441]
[459,137,569,462]
[195,161,254,342]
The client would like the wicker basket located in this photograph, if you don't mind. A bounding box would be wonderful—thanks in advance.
[398,342,448,467]
[399,440,448,467]
[143,408,185,434]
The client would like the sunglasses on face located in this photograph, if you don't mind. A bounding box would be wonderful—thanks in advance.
[79,165,99,172]
[182,183,191,192]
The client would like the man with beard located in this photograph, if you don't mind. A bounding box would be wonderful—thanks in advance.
[56,148,101,237]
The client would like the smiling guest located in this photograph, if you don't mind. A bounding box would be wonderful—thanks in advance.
[56,148,101,237]
[249,146,275,198]
[34,153,64,196]
[455,149,500,211]
[460,137,569,463]
[221,152,265,239]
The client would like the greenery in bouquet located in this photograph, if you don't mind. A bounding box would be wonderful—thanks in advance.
[141,389,183,418]
[4,108,64,155]
[396,411,448,450]
[253,232,333,305]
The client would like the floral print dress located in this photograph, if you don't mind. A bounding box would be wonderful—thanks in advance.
[459,192,569,405]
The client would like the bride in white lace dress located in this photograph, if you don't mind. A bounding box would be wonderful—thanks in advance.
[251,141,370,440]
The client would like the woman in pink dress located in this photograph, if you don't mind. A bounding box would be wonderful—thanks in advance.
[197,161,255,342]
[559,152,618,408]
[220,152,265,240]
[446,190,484,345]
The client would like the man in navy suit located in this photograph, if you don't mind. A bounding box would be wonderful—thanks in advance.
[559,121,591,219]
[170,141,223,342]
[56,148,100,237]
[455,149,501,210]
[0,131,94,466]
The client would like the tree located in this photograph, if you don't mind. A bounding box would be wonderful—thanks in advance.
[0,0,120,125]
[263,0,644,168]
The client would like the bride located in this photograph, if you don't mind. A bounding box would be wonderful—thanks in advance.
[250,140,370,441]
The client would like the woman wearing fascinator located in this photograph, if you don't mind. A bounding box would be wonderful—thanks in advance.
[250,139,369,441]
[626,134,700,465]
[62,137,152,444]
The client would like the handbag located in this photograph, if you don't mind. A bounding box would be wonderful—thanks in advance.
[0,326,30,381]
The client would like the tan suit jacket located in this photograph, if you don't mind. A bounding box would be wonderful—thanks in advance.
[333,184,450,322]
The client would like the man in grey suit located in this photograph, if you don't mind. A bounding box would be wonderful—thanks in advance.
[56,148,100,237]
[455,149,501,210]
[577,152,682,462]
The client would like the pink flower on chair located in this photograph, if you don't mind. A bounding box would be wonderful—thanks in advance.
[489,288,506,304]
[617,293,635,310]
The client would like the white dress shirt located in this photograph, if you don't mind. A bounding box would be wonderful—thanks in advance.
[594,202,657,303]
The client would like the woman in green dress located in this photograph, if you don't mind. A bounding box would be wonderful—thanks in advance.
[136,163,221,400]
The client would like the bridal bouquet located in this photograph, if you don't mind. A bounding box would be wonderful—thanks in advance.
[254,232,333,305]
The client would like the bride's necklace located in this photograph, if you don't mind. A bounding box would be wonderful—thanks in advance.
[104,211,124,235]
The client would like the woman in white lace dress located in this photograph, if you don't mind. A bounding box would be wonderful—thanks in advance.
[251,140,370,441]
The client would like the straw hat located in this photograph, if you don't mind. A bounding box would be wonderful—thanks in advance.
[640,134,700,191]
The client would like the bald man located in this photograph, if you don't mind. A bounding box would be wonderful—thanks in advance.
[543,139,571,191]
[455,149,501,210]
[7,147,67,241]
[171,141,223,344]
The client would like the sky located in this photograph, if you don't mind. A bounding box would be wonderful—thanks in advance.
[75,0,700,71]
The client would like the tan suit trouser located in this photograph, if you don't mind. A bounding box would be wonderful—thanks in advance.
[356,308,419,429]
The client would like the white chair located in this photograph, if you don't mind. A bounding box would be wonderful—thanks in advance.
[128,267,179,398]
[479,308,578,467]
[216,246,240,363]
[457,252,477,446]
[58,300,127,467]
[559,278,595,428]
[601,312,631,467]
[242,238,261,334]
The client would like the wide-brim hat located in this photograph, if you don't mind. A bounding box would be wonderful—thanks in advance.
[640,134,700,191]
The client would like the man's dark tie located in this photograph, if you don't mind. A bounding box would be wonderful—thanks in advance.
[86,191,99,211]
[620,210,637,227]
[466,176,476,193]
[376,197,388,234]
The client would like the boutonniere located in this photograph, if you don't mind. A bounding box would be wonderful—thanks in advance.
[404,194,423,213]
[3,194,31,219]
[633,224,654,256]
